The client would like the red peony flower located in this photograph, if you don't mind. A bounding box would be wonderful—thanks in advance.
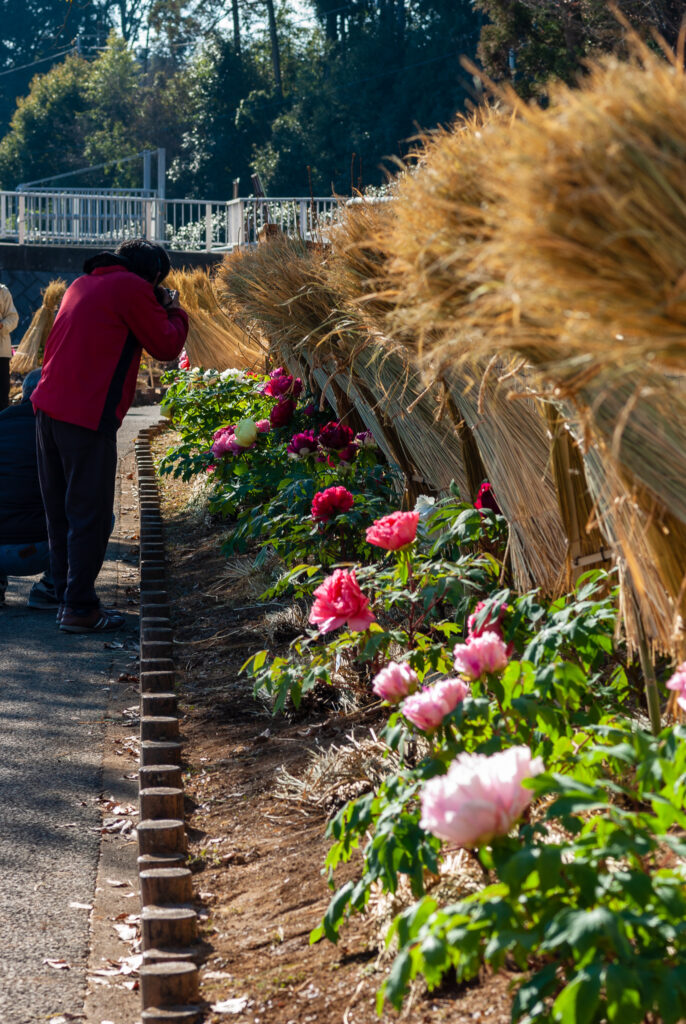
[309,569,376,633]
[366,510,420,551]
[287,430,318,458]
[311,486,354,522]
[475,481,501,516]
[178,350,190,370]
[264,374,294,398]
[337,443,358,464]
[318,421,355,451]
[269,398,296,428]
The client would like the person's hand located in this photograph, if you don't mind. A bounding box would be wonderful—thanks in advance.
[161,288,180,310]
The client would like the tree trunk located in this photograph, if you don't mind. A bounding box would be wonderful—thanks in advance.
[232,0,241,56]
[265,0,283,99]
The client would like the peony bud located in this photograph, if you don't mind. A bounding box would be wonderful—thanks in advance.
[372,662,418,703]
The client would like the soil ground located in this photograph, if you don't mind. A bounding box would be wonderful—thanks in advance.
[153,430,515,1024]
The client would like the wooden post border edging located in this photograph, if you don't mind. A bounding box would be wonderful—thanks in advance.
[135,427,203,1021]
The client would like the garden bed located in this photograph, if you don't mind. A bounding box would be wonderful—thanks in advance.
[150,363,686,1024]
[155,433,514,1023]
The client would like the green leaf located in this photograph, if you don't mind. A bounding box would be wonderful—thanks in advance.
[544,907,626,956]
[382,949,413,1011]
[605,964,644,1024]
[314,880,355,944]
[552,966,602,1024]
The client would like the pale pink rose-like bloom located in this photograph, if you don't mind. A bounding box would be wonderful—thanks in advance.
[366,510,420,551]
[372,662,418,703]
[453,631,510,681]
[256,419,270,433]
[666,661,686,712]
[419,746,545,847]
[401,676,470,731]
[308,569,376,634]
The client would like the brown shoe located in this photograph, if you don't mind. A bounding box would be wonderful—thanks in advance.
[60,607,124,633]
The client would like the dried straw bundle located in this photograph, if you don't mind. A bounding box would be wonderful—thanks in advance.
[329,181,568,589]
[325,199,399,335]
[582,445,679,654]
[468,44,686,629]
[166,267,265,371]
[216,238,341,361]
[382,108,509,360]
[10,279,66,374]
[219,235,472,500]
[482,41,686,372]
[443,368,569,593]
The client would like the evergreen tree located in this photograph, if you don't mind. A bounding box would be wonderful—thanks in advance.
[474,0,684,98]
[0,0,104,135]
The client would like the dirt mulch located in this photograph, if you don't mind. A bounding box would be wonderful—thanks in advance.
[153,433,515,1024]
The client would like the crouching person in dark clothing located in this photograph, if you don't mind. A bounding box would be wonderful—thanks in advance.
[31,239,188,633]
[0,369,58,609]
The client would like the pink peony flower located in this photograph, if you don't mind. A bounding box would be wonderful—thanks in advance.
[311,486,354,522]
[401,677,470,731]
[468,601,508,640]
[211,431,233,457]
[318,421,355,451]
[309,569,376,634]
[366,511,420,551]
[372,662,418,703]
[287,430,318,458]
[666,661,686,712]
[303,402,317,417]
[212,425,235,442]
[256,419,270,433]
[419,747,544,847]
[475,481,501,516]
[453,631,510,680]
[269,398,296,428]
[178,350,190,370]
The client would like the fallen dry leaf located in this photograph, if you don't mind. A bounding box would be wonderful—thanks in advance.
[211,998,249,1014]
[69,902,92,910]
[44,958,71,970]
[113,923,138,943]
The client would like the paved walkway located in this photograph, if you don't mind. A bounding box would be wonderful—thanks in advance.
[0,405,159,1024]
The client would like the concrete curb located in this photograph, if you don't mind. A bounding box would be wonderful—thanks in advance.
[135,427,202,1022]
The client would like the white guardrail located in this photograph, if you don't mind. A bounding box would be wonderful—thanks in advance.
[0,191,340,250]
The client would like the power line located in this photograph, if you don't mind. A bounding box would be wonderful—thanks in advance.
[19,149,151,188]
[357,48,461,84]
[0,46,76,78]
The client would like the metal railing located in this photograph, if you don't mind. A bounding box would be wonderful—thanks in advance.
[0,190,340,250]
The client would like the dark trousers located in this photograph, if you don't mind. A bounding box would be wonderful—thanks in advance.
[0,357,9,411]
[35,410,117,611]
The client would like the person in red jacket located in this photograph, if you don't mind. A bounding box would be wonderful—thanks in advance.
[32,239,188,633]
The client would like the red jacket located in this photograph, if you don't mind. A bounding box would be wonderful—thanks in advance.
[32,265,188,432]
